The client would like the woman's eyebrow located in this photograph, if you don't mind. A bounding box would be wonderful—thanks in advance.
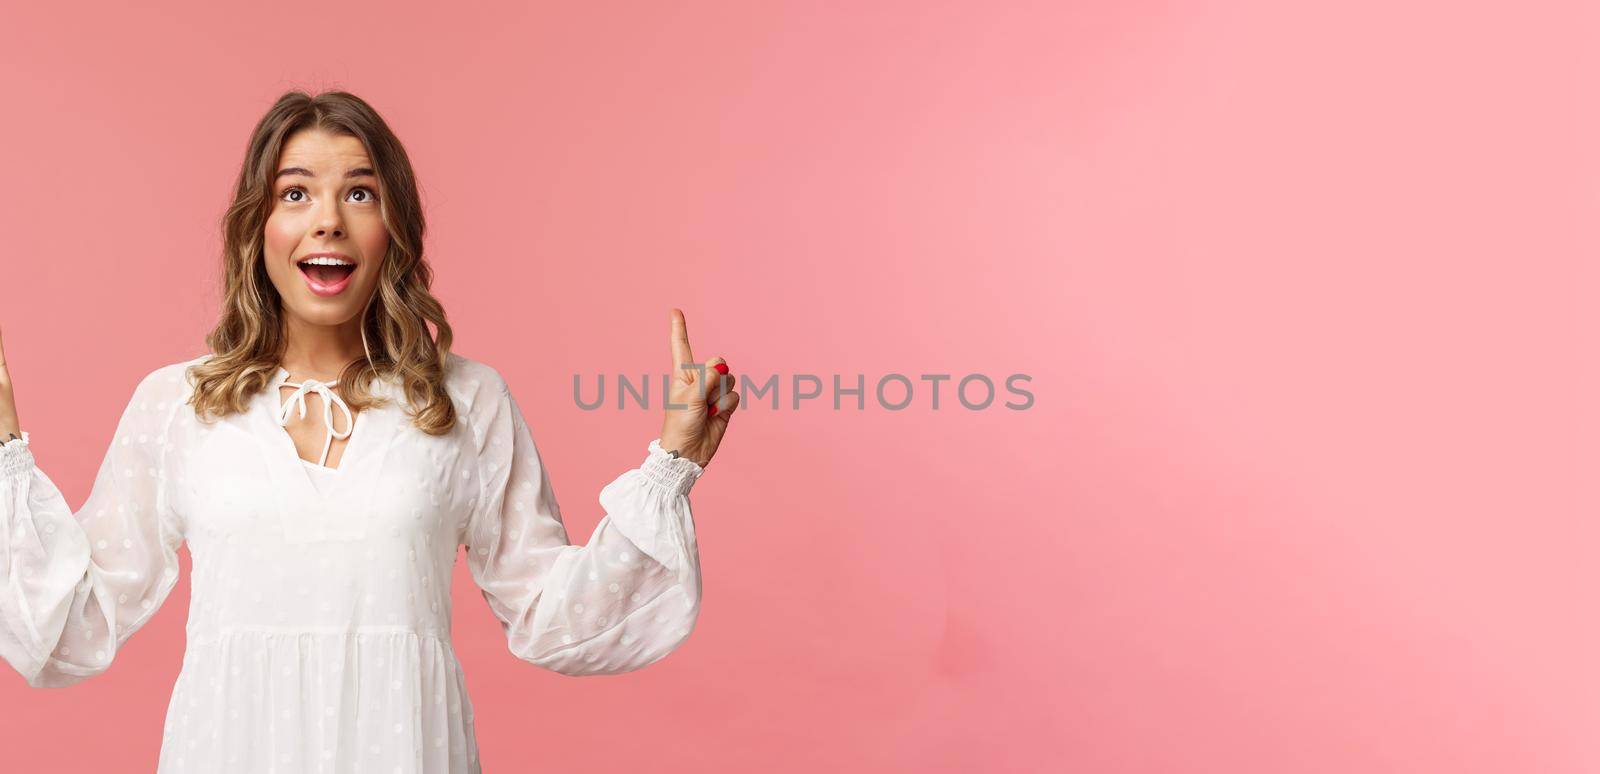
[274,166,377,180]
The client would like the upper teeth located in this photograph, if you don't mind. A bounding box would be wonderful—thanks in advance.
[302,256,353,266]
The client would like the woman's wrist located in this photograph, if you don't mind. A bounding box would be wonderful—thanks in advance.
[660,444,709,468]
[644,438,704,495]
[0,398,18,440]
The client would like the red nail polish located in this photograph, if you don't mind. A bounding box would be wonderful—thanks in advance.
[713,362,729,375]
[708,404,718,416]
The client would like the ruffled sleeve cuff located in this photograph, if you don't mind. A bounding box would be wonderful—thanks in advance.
[639,438,705,496]
[1,430,33,479]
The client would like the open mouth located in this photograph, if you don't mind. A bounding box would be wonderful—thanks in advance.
[297,256,357,296]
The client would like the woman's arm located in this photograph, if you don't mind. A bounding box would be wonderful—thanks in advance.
[1,322,21,439]
[461,376,707,676]
[0,333,189,688]
[460,309,739,676]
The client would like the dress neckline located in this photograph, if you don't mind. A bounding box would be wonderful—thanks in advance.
[251,368,404,543]
[266,367,373,503]
[275,375,353,469]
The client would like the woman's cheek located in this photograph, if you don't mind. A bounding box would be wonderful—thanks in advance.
[360,225,388,277]
[263,213,298,260]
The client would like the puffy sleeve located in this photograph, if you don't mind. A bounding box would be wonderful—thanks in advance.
[0,365,187,688]
[461,377,706,676]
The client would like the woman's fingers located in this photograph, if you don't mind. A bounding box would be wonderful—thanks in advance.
[669,309,695,381]
[0,321,18,437]
[704,356,729,411]
[713,387,739,417]
[707,387,739,445]
[0,319,11,388]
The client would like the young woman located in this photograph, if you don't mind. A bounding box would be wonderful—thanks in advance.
[0,90,739,773]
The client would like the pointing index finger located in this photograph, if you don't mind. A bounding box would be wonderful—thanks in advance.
[670,308,695,371]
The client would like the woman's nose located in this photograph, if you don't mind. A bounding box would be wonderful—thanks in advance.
[312,197,345,237]
[313,212,344,238]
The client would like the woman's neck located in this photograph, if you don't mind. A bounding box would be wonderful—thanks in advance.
[280,314,365,382]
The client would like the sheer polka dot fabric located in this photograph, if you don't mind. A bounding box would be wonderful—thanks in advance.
[0,352,706,772]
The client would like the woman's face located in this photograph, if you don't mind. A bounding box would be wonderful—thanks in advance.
[263,127,389,329]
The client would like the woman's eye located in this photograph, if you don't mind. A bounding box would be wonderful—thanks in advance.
[278,186,378,203]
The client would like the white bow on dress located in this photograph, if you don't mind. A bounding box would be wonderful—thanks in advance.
[276,378,354,468]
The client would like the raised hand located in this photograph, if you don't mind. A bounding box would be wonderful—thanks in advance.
[0,322,19,440]
[658,308,738,468]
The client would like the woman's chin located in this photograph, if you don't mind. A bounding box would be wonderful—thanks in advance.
[283,298,366,329]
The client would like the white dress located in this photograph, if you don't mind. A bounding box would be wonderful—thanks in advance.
[0,351,706,773]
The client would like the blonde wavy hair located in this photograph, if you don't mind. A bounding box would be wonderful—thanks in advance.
[188,90,457,435]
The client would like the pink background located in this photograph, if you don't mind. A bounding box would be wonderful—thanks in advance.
[1,1,1597,771]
